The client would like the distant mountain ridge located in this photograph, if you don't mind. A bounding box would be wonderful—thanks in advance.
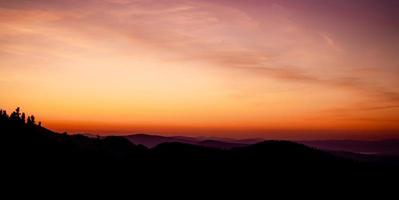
[299,140,399,155]
[124,134,251,149]
[124,134,199,148]
[124,134,399,155]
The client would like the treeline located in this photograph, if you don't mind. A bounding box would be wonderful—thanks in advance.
[0,107,41,127]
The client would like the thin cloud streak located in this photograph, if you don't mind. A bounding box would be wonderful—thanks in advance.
[1,0,398,138]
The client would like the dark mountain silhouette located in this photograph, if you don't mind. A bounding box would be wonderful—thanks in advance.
[197,139,247,149]
[125,134,199,148]
[126,133,399,156]
[1,107,398,189]
[125,133,248,149]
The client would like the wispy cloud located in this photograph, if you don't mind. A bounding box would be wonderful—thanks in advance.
[1,0,399,137]
[319,32,343,52]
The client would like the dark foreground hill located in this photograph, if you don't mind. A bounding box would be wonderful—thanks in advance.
[1,108,398,192]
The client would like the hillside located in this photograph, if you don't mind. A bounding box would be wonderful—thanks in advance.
[1,108,397,184]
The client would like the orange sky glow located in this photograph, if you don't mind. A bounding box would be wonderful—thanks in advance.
[1,0,398,139]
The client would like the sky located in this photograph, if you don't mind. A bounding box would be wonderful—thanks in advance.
[1,0,399,139]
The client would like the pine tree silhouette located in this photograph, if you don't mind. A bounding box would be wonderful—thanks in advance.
[30,115,35,125]
[27,116,32,125]
[21,113,26,124]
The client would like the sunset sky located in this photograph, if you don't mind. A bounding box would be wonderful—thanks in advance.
[1,0,398,139]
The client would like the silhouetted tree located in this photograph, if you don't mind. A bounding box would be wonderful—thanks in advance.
[21,113,26,124]
[27,116,32,125]
[30,115,35,125]
[9,107,22,122]
[1,107,41,127]
[3,110,8,120]
[10,111,17,121]
[26,115,36,125]
[16,107,20,117]
[0,109,7,121]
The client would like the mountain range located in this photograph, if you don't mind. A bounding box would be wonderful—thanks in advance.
[1,111,398,188]
[124,134,399,155]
